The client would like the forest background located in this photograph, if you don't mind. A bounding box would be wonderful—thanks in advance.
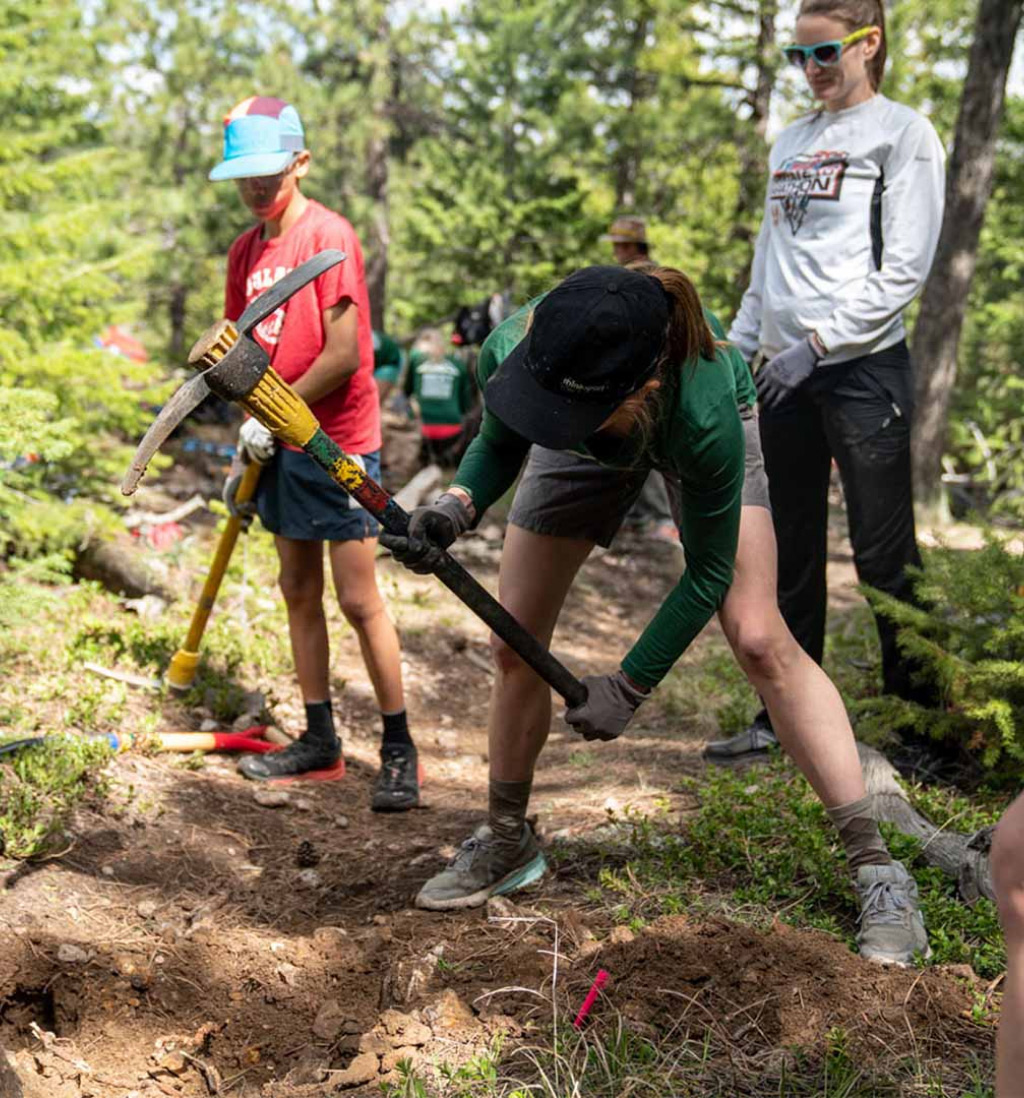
[3,0,1023,569]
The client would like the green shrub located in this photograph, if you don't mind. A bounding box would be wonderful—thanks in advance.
[861,535,1024,783]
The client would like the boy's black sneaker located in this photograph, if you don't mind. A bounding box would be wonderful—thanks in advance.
[371,746,421,812]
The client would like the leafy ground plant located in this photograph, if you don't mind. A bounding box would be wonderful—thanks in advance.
[0,734,113,858]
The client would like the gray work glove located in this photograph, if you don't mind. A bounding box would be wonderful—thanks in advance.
[755,338,821,411]
[565,671,650,742]
[239,417,277,463]
[380,492,474,575]
[222,462,257,525]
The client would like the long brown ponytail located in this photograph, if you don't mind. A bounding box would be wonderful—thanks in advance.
[798,0,887,90]
[650,266,716,366]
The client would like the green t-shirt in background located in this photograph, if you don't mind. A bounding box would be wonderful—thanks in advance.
[406,351,474,427]
[373,330,403,384]
[451,296,756,688]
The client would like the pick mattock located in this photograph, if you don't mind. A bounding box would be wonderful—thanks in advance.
[122,250,588,709]
[166,457,262,690]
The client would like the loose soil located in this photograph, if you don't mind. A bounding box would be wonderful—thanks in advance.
[0,437,997,1095]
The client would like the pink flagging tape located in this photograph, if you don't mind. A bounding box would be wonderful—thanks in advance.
[573,969,609,1029]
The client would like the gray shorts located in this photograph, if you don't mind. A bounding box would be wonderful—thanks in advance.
[507,409,770,548]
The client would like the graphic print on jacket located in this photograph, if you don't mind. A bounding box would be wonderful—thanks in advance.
[770,150,849,235]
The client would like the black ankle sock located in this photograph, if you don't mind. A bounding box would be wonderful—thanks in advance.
[381,709,414,752]
[305,700,339,750]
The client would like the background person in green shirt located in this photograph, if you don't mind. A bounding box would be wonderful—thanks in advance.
[383,265,928,967]
[405,328,476,468]
[372,328,404,407]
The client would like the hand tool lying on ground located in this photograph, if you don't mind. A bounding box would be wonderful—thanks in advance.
[121,251,588,709]
[0,728,275,758]
[165,458,262,690]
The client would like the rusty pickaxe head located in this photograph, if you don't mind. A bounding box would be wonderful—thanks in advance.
[121,250,345,496]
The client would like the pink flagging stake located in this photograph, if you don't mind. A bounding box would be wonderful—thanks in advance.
[572,969,609,1029]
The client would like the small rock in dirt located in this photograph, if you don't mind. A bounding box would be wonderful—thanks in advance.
[607,926,635,945]
[386,942,446,1005]
[233,712,261,732]
[57,944,89,964]
[199,719,219,733]
[101,865,114,877]
[486,896,521,921]
[276,963,300,987]
[296,868,321,889]
[157,1050,187,1075]
[312,999,346,1041]
[312,927,348,951]
[137,900,159,919]
[253,788,291,808]
[293,797,315,813]
[424,989,476,1033]
[382,1046,421,1073]
[357,1033,390,1056]
[333,1051,379,1089]
[335,815,350,829]
[284,1050,328,1086]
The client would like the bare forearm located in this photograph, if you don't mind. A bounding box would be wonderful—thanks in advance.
[291,352,359,405]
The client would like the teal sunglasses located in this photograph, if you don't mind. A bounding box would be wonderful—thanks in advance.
[782,25,877,68]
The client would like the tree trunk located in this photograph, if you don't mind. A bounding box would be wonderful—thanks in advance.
[858,743,994,904]
[363,11,392,329]
[732,0,776,252]
[911,0,1023,521]
[613,6,653,210]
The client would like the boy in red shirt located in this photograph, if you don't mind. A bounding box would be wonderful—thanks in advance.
[213,96,418,811]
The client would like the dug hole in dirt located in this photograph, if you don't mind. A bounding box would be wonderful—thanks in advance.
[0,434,997,1095]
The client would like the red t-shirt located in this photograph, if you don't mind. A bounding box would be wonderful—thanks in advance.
[224,200,381,454]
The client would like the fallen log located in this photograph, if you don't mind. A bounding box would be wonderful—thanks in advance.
[393,464,443,513]
[73,536,171,600]
[858,741,995,903]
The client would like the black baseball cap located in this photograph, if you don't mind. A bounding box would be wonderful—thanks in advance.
[485,266,669,450]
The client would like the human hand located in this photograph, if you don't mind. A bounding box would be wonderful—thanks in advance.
[565,671,650,742]
[238,417,277,463]
[222,463,257,524]
[755,338,821,410]
[379,492,474,575]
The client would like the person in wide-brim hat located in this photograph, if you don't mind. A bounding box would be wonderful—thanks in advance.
[380,263,930,969]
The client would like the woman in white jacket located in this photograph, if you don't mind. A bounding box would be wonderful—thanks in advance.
[707,0,946,763]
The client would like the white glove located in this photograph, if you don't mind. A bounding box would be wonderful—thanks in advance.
[238,418,276,463]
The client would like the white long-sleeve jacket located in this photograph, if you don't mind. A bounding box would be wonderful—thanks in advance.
[728,94,946,365]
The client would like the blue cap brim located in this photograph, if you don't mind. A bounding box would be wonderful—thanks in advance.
[209,151,293,181]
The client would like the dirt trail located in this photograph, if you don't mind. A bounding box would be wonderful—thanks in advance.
[0,465,995,1095]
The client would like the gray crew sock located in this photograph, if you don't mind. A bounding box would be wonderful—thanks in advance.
[827,795,893,873]
[489,777,533,849]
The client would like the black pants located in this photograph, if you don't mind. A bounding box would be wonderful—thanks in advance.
[759,340,930,703]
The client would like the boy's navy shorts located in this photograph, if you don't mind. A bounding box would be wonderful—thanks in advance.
[256,448,382,542]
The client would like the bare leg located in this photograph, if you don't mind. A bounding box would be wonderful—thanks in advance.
[717,507,865,807]
[275,537,330,703]
[488,526,595,781]
[994,791,1024,1097]
[327,537,404,714]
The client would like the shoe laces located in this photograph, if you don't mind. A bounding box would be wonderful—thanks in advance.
[448,834,490,871]
[858,878,911,926]
[378,751,411,789]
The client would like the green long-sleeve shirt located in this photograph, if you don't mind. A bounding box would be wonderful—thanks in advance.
[451,297,757,688]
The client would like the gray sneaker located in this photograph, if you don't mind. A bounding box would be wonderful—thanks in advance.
[415,823,547,911]
[855,862,931,966]
[704,711,778,765]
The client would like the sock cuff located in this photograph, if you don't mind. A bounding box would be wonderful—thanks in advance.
[826,794,874,825]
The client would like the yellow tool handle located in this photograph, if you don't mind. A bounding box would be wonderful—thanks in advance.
[165,460,262,690]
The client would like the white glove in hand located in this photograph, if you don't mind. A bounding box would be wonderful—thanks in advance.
[238,417,276,463]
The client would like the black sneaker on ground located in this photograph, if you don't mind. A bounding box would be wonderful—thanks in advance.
[703,708,778,765]
[237,734,341,781]
[371,747,421,813]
